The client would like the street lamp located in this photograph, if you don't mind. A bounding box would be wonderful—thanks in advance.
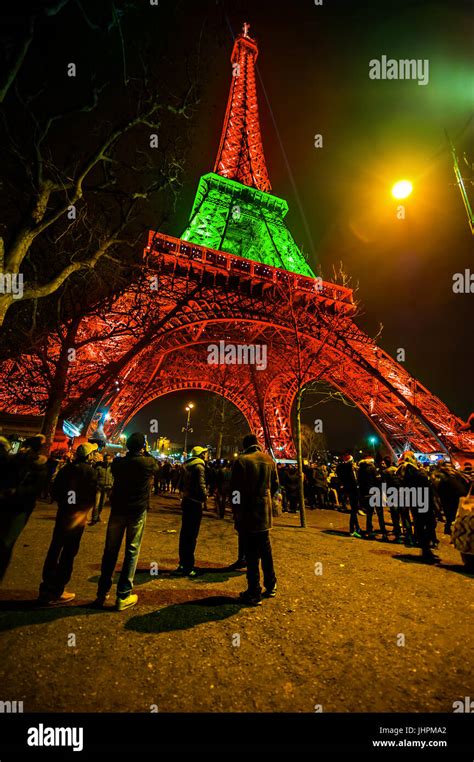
[369,436,378,456]
[182,402,194,459]
[391,179,413,200]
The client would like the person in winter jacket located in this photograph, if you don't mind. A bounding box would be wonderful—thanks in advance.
[435,462,471,534]
[94,432,158,610]
[230,434,279,606]
[172,446,208,577]
[0,434,47,583]
[396,451,438,563]
[337,453,362,537]
[90,453,114,524]
[38,441,98,604]
[358,454,388,541]
[381,456,413,544]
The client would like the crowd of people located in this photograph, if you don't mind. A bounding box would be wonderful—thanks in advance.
[0,431,472,610]
[0,432,278,609]
[277,454,472,563]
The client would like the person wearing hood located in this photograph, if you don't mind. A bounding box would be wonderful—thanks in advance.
[0,434,47,583]
[172,445,208,577]
[94,432,158,610]
[38,441,98,604]
[230,434,279,606]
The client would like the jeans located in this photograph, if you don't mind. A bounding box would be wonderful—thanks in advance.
[347,489,360,533]
[243,530,276,599]
[97,510,147,600]
[178,497,203,572]
[362,494,387,535]
[39,508,88,597]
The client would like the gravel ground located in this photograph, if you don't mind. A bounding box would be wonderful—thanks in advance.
[0,494,472,713]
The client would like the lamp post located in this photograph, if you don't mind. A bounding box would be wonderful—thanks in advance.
[391,179,413,200]
[369,436,377,457]
[182,402,194,459]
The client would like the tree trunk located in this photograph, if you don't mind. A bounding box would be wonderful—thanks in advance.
[41,391,66,455]
[215,396,225,459]
[0,294,12,328]
[295,388,306,528]
[41,319,80,454]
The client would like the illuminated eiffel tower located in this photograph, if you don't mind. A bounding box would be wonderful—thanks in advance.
[6,23,471,460]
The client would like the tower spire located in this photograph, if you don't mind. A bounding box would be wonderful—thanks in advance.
[213,23,271,192]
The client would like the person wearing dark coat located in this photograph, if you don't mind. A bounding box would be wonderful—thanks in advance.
[172,446,208,577]
[381,456,413,544]
[358,454,388,541]
[38,442,98,604]
[230,434,279,606]
[94,433,158,610]
[336,453,362,537]
[396,452,438,563]
[435,463,470,534]
[0,434,47,583]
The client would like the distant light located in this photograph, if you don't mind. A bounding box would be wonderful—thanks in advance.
[62,420,82,438]
[391,180,412,200]
[369,436,377,445]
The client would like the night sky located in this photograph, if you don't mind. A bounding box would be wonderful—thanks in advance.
[129,0,473,452]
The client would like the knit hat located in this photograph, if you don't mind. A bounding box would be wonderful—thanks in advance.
[127,432,146,452]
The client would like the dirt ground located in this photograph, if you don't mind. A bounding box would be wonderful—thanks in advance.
[0,493,472,713]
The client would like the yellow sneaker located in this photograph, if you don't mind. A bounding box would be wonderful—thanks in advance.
[115,594,138,611]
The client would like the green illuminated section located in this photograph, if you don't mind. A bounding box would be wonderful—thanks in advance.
[181,173,314,276]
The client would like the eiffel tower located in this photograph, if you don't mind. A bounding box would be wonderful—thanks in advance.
[64,23,473,460]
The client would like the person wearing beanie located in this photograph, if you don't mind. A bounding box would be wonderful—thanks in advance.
[0,434,47,583]
[38,441,98,604]
[94,431,158,611]
[172,445,209,577]
[230,434,279,606]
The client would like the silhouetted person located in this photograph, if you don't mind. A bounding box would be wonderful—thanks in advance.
[90,453,113,524]
[397,452,438,563]
[94,433,158,611]
[358,453,388,541]
[231,434,279,606]
[337,453,362,538]
[0,434,47,584]
[38,442,98,604]
[173,446,208,577]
